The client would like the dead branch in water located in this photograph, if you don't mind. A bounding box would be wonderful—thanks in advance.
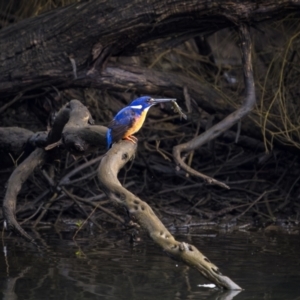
[98,141,241,289]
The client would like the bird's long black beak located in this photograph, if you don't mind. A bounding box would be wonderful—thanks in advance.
[149,98,176,105]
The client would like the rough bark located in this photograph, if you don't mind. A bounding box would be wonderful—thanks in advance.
[0,127,33,168]
[0,0,299,95]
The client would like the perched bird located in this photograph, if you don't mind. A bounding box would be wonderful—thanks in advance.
[106,96,175,148]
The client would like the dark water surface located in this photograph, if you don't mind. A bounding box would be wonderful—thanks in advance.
[0,228,299,300]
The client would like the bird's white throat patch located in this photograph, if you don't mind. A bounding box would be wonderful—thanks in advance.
[131,105,143,109]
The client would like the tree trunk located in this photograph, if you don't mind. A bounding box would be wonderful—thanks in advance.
[0,0,299,95]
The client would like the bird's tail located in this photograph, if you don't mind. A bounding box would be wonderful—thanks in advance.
[106,128,112,149]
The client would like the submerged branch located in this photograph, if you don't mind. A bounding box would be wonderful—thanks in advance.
[2,148,46,242]
[98,141,241,290]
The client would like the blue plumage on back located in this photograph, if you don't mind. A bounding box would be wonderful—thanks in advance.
[106,128,113,149]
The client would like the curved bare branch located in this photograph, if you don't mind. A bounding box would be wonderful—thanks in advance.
[98,141,242,290]
[2,148,46,242]
[173,24,256,188]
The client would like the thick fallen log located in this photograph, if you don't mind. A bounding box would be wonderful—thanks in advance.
[0,0,299,152]
[0,0,300,95]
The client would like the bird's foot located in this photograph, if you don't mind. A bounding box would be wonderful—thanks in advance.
[124,135,138,144]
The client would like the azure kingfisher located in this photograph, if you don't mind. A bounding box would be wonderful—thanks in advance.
[106,96,176,148]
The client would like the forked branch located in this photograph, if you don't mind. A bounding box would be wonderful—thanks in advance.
[173,24,256,188]
[2,100,106,241]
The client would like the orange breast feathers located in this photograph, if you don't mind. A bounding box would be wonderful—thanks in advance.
[124,107,150,138]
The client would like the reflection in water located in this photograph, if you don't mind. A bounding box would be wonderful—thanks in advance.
[2,267,31,300]
[0,230,299,299]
